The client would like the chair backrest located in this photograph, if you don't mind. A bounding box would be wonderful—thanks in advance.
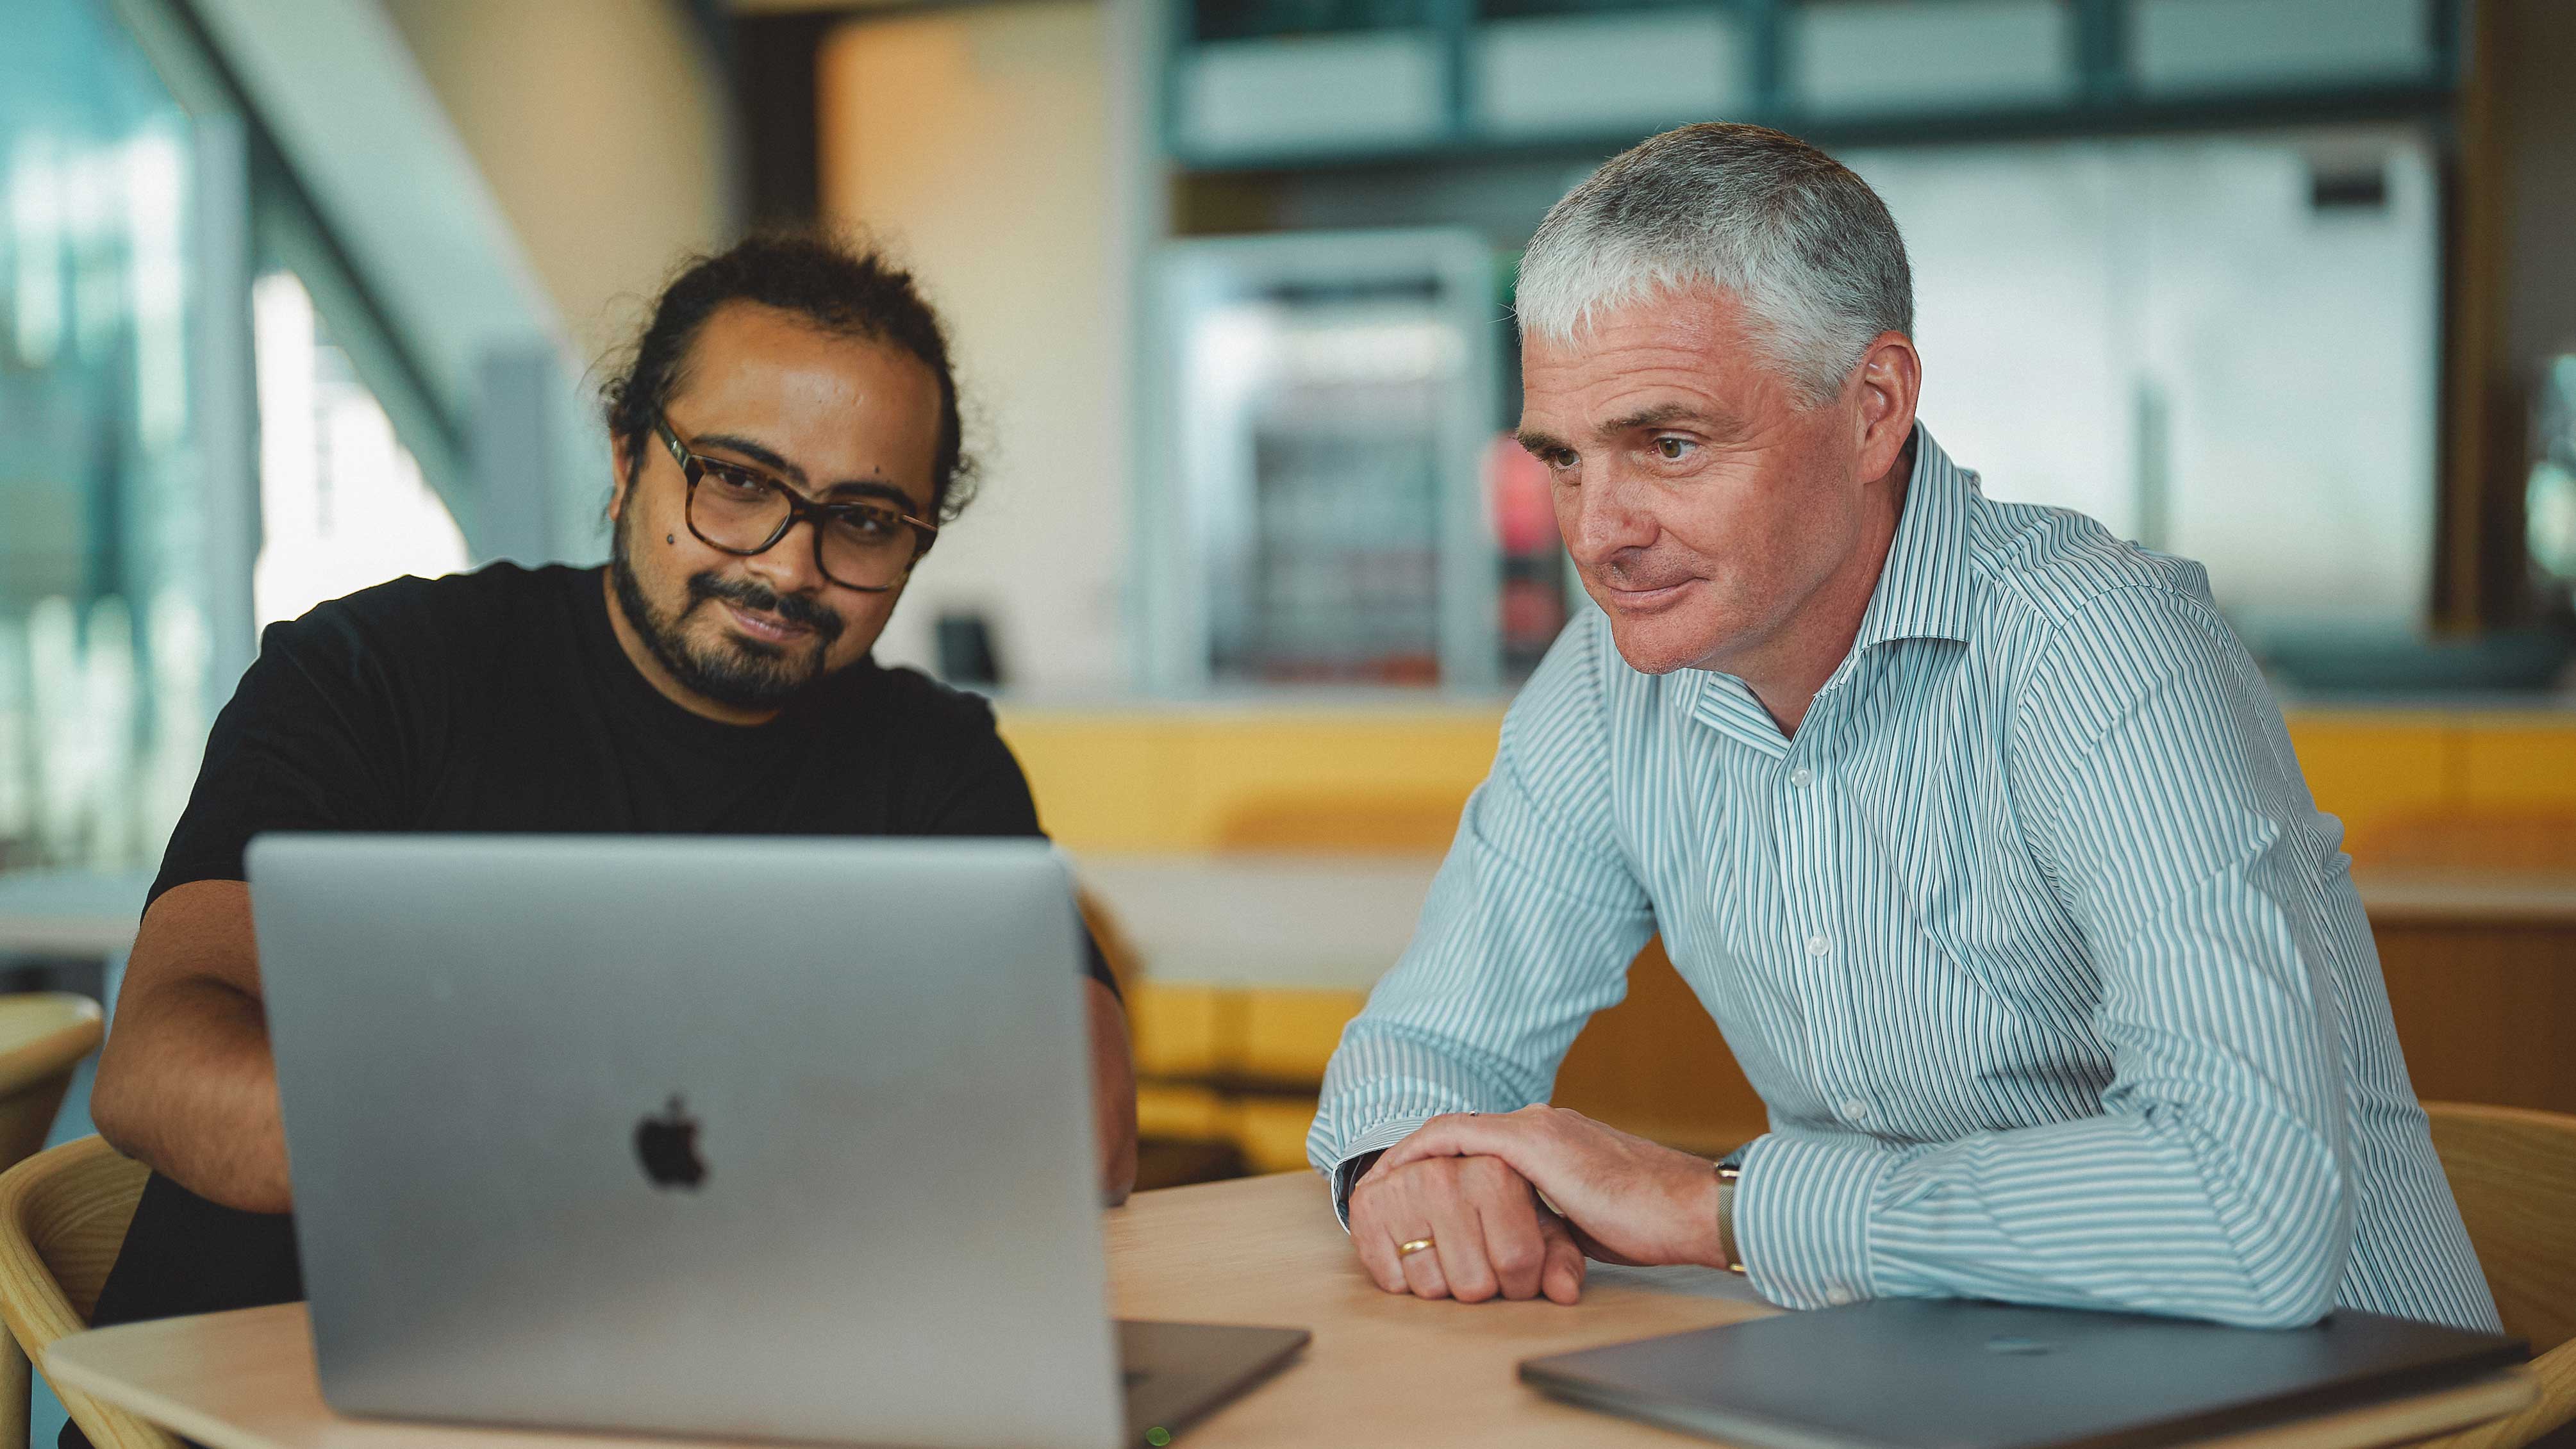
[2426,1102,2576,1354]
[0,1136,175,1449]
[0,998,103,1177]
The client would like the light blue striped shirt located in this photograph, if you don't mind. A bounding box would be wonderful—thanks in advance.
[1308,428,2498,1333]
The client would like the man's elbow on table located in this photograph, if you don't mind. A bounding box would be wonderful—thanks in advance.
[2205,1224,2351,1331]
[2184,1142,2356,1330]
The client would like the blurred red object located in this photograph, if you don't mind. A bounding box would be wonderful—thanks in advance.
[1484,433,1557,556]
[1502,577,1565,647]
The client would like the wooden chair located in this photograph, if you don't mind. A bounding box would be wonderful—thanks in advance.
[0,994,111,1449]
[0,998,103,1181]
[2411,1103,2576,1449]
[0,1137,172,1449]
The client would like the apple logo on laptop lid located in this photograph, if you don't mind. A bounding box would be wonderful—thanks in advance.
[636,1095,708,1189]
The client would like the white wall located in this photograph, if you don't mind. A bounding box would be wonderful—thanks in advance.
[378,0,733,383]
[818,0,1145,693]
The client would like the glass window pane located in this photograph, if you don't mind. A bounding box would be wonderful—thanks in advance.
[249,269,466,627]
[1847,128,2439,640]
[0,0,210,872]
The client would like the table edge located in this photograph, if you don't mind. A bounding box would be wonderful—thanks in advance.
[47,1325,288,1449]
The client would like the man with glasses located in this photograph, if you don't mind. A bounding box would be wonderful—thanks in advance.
[79,235,1138,1377]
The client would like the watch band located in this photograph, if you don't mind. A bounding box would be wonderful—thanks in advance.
[1714,1145,1749,1275]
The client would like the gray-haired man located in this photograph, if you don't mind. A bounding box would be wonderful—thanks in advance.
[1306,124,2497,1333]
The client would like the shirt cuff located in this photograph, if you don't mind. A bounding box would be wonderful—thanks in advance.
[1733,1131,1899,1310]
[1323,1117,1433,1230]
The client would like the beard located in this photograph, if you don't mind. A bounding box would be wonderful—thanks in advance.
[609,513,849,713]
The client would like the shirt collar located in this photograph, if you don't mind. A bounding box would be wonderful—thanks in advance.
[1674,425,1975,753]
[1849,423,1975,652]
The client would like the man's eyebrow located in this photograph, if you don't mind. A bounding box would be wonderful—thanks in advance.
[692,431,918,511]
[1517,404,1734,456]
[1598,402,1722,438]
[690,431,808,488]
[817,479,920,513]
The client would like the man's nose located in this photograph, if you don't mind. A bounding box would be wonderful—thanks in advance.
[743,516,827,596]
[1562,468,1656,565]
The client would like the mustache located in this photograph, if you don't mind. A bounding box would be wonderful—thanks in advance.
[688,572,845,643]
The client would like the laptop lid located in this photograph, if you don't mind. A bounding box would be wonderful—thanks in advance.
[1520,1298,2525,1449]
[251,833,1124,1449]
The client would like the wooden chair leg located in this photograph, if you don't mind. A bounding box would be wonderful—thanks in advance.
[0,1334,28,1449]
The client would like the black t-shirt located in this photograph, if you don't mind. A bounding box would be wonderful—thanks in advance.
[87,561,1112,1347]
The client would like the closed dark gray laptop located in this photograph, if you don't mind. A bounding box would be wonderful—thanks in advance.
[1522,1298,2523,1449]
[250,834,1306,1449]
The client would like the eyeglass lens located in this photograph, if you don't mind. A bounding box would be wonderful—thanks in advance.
[686,461,920,590]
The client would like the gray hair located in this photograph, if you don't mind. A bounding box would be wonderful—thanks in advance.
[1515,123,1913,406]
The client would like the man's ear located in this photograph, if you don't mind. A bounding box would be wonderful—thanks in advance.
[1852,332,1920,481]
[607,432,636,525]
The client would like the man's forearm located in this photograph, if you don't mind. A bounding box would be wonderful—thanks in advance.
[1087,979,1137,1206]
[92,977,292,1213]
[1738,1107,2352,1328]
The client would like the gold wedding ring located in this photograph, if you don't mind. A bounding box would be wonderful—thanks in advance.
[1397,1237,1437,1257]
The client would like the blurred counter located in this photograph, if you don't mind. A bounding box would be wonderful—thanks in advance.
[0,872,151,957]
[1077,856,1440,991]
[1000,700,2576,863]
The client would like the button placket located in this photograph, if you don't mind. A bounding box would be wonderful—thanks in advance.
[1775,744,1843,1132]
[1779,747,1837,978]
[1780,725,1872,1127]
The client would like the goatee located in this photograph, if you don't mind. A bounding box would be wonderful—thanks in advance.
[608,517,846,713]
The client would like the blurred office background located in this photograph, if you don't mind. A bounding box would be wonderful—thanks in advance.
[2,0,2573,1223]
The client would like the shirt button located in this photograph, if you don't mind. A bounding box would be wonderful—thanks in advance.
[1789,766,1813,788]
[1805,932,1831,957]
[1824,1286,1856,1307]
[1841,1098,1872,1121]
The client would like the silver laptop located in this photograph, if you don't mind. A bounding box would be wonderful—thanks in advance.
[1522,1297,2524,1449]
[249,833,1307,1449]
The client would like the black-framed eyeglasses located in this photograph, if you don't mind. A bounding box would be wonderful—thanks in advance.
[656,416,938,593]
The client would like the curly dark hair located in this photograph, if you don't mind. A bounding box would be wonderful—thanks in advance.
[601,231,977,523]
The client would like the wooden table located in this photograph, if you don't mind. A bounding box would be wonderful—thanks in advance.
[43,1173,2536,1449]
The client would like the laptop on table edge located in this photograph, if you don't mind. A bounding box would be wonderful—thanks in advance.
[249,832,1307,1449]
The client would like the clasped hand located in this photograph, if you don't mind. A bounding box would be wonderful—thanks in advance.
[1345,1105,1725,1305]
